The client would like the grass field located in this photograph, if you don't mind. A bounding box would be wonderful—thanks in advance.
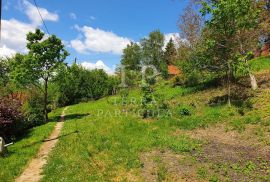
[249,56,270,72]
[0,122,56,182]
[41,78,270,181]
[1,57,270,182]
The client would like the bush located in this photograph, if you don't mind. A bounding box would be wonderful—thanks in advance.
[173,75,185,87]
[141,85,155,118]
[179,107,191,116]
[119,89,129,105]
[22,88,44,128]
[0,97,24,141]
[54,64,115,106]
[184,71,200,87]
[230,120,245,132]
[244,115,261,124]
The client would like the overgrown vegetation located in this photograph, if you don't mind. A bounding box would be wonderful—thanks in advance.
[1,0,270,181]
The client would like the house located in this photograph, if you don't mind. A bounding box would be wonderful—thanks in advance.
[168,65,181,76]
[261,44,269,57]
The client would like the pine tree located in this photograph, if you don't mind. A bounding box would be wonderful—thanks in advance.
[164,38,177,65]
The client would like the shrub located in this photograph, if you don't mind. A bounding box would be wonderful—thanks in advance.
[179,107,191,116]
[119,89,129,105]
[22,88,44,128]
[244,115,261,124]
[230,120,245,132]
[54,64,114,106]
[173,75,185,87]
[141,85,156,118]
[0,97,24,140]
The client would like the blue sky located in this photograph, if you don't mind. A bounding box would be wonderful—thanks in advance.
[1,0,189,73]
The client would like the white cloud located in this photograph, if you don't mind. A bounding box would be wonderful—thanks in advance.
[71,26,131,55]
[0,1,58,58]
[0,19,35,57]
[81,60,115,75]
[164,33,180,46]
[163,33,188,49]
[70,13,77,20]
[22,0,59,26]
[0,45,16,58]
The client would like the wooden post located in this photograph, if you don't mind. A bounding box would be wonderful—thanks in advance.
[0,136,5,155]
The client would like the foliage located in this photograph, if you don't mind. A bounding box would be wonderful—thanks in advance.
[0,58,11,88]
[178,3,203,48]
[141,83,156,118]
[181,0,260,105]
[121,42,142,71]
[164,38,177,65]
[54,63,117,106]
[199,0,259,73]
[0,97,23,140]
[177,2,203,63]
[258,0,270,45]
[16,29,69,122]
[21,88,45,128]
[141,30,168,78]
[179,107,191,116]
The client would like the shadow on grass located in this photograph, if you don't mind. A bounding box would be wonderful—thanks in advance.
[20,131,79,149]
[1,131,79,158]
[63,113,90,122]
[49,113,90,123]
[18,113,90,149]
[3,113,89,157]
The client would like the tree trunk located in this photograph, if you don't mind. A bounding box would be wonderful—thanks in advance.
[227,63,232,107]
[249,73,258,90]
[44,78,48,122]
[243,57,258,91]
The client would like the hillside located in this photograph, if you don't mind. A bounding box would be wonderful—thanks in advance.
[1,1,270,181]
[1,57,270,182]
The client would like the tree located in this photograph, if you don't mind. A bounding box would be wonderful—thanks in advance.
[200,0,259,105]
[177,2,203,63]
[178,3,203,48]
[24,29,69,122]
[141,30,167,77]
[121,42,142,71]
[54,63,113,106]
[164,38,177,65]
[0,58,10,87]
[258,0,270,48]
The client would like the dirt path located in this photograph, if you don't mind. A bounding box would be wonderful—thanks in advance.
[15,107,68,182]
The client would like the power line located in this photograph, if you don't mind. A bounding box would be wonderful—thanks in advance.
[0,0,2,41]
[32,0,50,35]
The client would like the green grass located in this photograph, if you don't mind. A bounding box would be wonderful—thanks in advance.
[0,123,56,182]
[41,97,201,181]
[0,108,63,182]
[2,57,270,181]
[249,56,270,72]
[41,74,270,181]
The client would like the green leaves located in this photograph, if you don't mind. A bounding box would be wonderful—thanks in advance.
[26,29,69,82]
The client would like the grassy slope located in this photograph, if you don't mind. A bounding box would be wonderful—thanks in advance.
[1,57,269,182]
[0,109,63,182]
[40,57,270,181]
[249,56,270,72]
[41,97,201,181]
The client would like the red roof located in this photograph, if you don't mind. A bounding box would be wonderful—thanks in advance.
[168,65,181,75]
[262,44,269,57]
